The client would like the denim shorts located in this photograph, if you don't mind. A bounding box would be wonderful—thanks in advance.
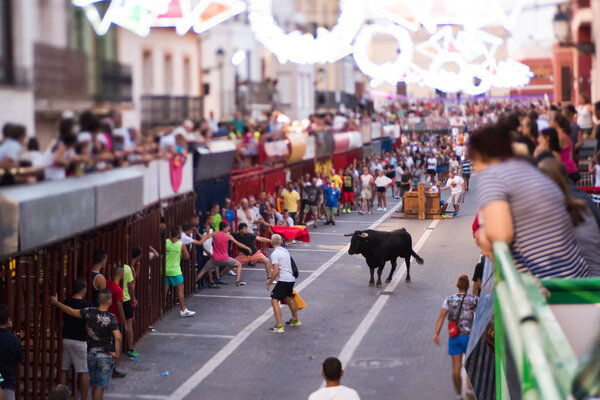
[448,335,470,356]
[88,352,115,389]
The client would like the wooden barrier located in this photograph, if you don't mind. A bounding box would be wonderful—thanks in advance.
[400,182,442,219]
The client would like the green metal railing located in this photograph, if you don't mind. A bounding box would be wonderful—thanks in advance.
[493,242,580,399]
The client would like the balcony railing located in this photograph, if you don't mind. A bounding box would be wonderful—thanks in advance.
[34,42,88,101]
[141,95,204,128]
[315,91,357,112]
[235,81,274,115]
[0,60,32,89]
[94,59,133,103]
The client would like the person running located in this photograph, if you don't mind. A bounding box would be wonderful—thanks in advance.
[195,222,252,286]
[233,223,273,279]
[165,227,196,317]
[50,290,121,400]
[308,357,361,400]
[301,177,321,228]
[59,279,90,400]
[266,234,299,333]
[441,171,465,217]
[341,167,355,213]
[359,166,374,215]
[90,250,108,307]
[123,247,142,360]
[374,170,392,212]
[323,181,340,226]
[433,275,477,400]
[461,158,471,191]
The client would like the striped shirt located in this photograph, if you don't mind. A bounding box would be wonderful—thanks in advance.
[461,161,471,175]
[478,159,589,279]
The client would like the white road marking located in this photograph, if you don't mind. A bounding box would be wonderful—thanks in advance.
[286,248,340,252]
[166,202,402,400]
[105,394,168,400]
[193,294,270,300]
[149,332,234,339]
[335,220,439,374]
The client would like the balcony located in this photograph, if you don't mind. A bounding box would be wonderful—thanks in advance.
[315,91,357,112]
[235,80,274,115]
[94,59,133,103]
[34,43,88,101]
[141,95,204,128]
[0,60,32,89]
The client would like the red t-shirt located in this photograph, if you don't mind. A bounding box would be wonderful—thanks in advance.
[106,279,124,323]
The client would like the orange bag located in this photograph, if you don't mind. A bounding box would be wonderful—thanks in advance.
[280,289,306,310]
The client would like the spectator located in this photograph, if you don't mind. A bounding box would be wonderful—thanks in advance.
[341,167,355,214]
[277,209,295,227]
[308,357,361,400]
[301,177,321,227]
[0,124,26,169]
[359,166,374,215]
[537,157,600,276]
[461,158,471,191]
[534,128,561,161]
[248,195,261,232]
[209,203,222,232]
[90,250,108,307]
[48,385,71,400]
[165,227,196,317]
[374,169,391,212]
[106,267,127,379]
[330,168,343,191]
[562,104,583,160]
[553,114,580,181]
[0,304,24,400]
[323,181,341,225]
[282,182,301,222]
[233,223,273,279]
[59,279,90,400]
[237,198,259,232]
[223,198,236,229]
[469,123,589,278]
[433,275,477,400]
[45,132,79,181]
[18,138,44,168]
[50,289,122,400]
[266,234,299,333]
[123,247,142,360]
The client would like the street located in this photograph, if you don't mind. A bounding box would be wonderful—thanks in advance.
[103,184,481,400]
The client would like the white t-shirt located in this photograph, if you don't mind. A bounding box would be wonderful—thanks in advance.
[0,139,23,162]
[449,159,460,174]
[270,247,295,282]
[395,165,404,177]
[180,232,194,245]
[308,385,361,400]
[360,174,373,189]
[19,151,45,167]
[426,157,437,170]
[446,176,464,194]
[406,157,414,171]
[374,175,392,188]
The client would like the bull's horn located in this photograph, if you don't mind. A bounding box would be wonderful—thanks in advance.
[343,233,354,237]
[360,232,369,238]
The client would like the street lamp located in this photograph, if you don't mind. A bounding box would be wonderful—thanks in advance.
[216,48,225,120]
[553,6,570,45]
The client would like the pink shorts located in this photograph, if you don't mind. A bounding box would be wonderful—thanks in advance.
[236,251,267,264]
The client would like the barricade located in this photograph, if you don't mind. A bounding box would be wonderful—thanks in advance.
[0,194,196,400]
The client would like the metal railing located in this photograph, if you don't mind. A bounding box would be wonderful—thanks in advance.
[94,59,133,103]
[141,95,204,128]
[34,43,87,100]
[493,241,579,399]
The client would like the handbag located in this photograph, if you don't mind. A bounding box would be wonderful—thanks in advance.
[448,294,466,338]
[290,256,299,279]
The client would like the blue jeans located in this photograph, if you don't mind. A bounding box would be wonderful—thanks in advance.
[88,352,115,389]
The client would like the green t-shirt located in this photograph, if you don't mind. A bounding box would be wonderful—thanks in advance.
[165,239,183,277]
[123,264,134,302]
[212,213,222,231]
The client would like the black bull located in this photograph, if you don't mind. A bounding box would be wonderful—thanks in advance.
[345,229,424,287]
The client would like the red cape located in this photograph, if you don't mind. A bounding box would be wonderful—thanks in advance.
[271,225,311,243]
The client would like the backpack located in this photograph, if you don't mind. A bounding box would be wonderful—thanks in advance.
[290,256,299,279]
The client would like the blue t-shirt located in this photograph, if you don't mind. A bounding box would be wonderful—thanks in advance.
[224,209,235,228]
[324,187,340,208]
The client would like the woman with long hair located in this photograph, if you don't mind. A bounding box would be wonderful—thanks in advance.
[552,114,580,182]
[533,128,561,160]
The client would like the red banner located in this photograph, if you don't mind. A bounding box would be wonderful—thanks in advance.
[271,225,311,243]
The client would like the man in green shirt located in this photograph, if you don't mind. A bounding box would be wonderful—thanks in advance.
[210,203,222,232]
[165,227,196,317]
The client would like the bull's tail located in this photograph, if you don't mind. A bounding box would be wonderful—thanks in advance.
[412,250,424,265]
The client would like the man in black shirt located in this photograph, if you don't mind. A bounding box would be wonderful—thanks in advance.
[51,289,121,400]
[60,278,91,400]
[0,304,24,400]
[301,177,321,227]
[233,223,273,279]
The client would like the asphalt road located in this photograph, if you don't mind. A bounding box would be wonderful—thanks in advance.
[104,185,481,400]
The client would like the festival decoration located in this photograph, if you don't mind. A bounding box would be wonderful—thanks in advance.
[72,0,533,94]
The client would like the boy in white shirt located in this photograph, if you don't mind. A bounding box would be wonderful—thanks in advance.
[308,357,361,400]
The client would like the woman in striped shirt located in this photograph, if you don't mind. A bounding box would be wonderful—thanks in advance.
[469,124,589,279]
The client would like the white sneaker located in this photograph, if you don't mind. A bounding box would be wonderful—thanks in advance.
[291,240,297,244]
[382,207,387,212]
[228,270,237,276]
[376,207,382,211]
[180,309,196,317]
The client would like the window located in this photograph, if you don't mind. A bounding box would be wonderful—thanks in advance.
[561,65,572,102]
[164,54,173,94]
[0,0,12,84]
[142,50,153,94]
[183,56,191,95]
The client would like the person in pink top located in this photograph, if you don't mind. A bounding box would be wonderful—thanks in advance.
[553,114,580,181]
[195,222,251,286]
